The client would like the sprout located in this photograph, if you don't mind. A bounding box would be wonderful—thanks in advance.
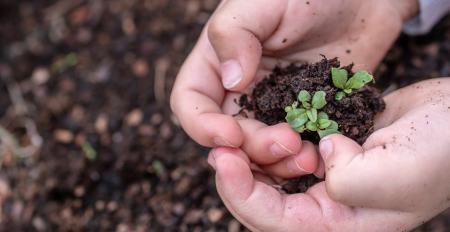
[331,67,374,100]
[285,90,340,138]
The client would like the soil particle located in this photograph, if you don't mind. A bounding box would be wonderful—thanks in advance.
[207,208,224,223]
[282,175,320,194]
[53,129,74,144]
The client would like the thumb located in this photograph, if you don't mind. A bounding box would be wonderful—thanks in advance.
[318,133,420,210]
[207,0,286,90]
[318,134,366,205]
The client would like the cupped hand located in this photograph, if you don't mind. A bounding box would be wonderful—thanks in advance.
[208,78,450,231]
[171,0,416,175]
[321,78,450,212]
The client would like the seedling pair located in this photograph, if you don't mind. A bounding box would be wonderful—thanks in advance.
[331,68,374,100]
[285,90,339,138]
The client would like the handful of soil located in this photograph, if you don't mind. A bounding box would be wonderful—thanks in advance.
[239,57,385,193]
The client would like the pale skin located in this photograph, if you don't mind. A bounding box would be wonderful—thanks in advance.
[170,0,450,231]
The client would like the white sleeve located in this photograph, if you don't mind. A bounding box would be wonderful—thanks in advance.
[403,0,450,35]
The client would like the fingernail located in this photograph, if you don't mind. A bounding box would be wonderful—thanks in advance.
[286,158,312,173]
[319,139,333,161]
[220,60,243,89]
[213,137,233,147]
[270,142,294,157]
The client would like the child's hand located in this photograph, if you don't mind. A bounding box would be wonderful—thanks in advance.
[171,0,417,170]
[208,147,421,231]
[207,78,450,231]
[318,78,450,213]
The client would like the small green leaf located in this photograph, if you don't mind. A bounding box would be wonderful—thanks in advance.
[335,91,346,101]
[301,101,311,109]
[284,106,293,112]
[331,67,348,89]
[311,91,327,109]
[299,108,306,114]
[318,119,331,129]
[306,121,318,131]
[318,121,340,138]
[327,120,339,131]
[306,108,318,122]
[286,108,303,120]
[318,112,329,120]
[292,101,299,108]
[345,71,373,90]
[343,89,352,94]
[298,90,311,103]
[296,125,306,133]
[285,112,296,122]
[318,129,340,138]
[289,113,308,128]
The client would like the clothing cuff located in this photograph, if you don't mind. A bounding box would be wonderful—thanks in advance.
[403,0,450,35]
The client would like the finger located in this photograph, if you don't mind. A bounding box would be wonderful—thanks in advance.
[307,184,420,232]
[171,31,243,148]
[209,147,323,231]
[319,80,450,211]
[318,134,364,204]
[238,120,302,165]
[318,132,430,211]
[207,0,286,90]
[262,141,319,178]
[210,148,420,231]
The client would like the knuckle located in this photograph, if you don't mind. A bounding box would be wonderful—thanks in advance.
[207,17,229,42]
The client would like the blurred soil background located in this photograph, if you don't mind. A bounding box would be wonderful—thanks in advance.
[0,0,448,231]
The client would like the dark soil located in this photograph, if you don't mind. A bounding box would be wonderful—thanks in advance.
[239,57,385,145]
[281,175,320,194]
[0,0,448,231]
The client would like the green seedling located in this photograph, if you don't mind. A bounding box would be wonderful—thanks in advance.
[305,112,340,138]
[331,67,374,100]
[285,90,340,138]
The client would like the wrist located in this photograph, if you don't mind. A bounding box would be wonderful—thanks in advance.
[391,0,420,21]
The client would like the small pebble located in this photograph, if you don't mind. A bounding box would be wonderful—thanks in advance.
[31,67,50,85]
[132,59,149,77]
[95,114,109,133]
[207,208,224,223]
[228,219,241,232]
[126,109,143,126]
[150,113,163,125]
[54,129,74,143]
[74,186,85,197]
[32,217,47,232]
[184,209,203,224]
